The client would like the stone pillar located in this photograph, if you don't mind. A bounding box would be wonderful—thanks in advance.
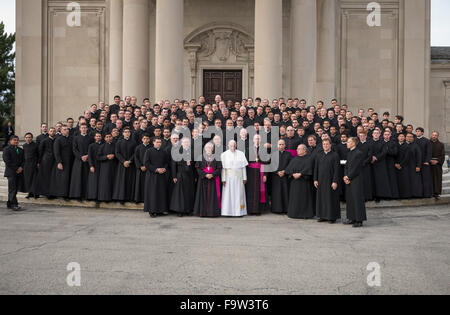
[254,0,283,100]
[291,0,317,104]
[316,0,337,103]
[122,0,149,102]
[155,0,184,102]
[108,0,123,102]
[15,0,43,138]
[403,0,430,132]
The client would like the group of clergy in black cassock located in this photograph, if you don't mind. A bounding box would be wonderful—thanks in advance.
[3,96,446,227]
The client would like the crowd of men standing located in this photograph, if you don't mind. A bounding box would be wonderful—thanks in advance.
[2,95,447,226]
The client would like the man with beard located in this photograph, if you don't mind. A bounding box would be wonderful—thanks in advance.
[134,134,152,203]
[3,136,24,210]
[97,134,117,202]
[51,126,73,200]
[144,138,170,218]
[113,128,137,203]
[285,144,314,219]
[35,127,57,198]
[194,143,222,217]
[343,137,367,228]
[22,133,39,199]
[430,131,445,199]
[87,133,103,201]
[271,139,292,214]
[314,139,340,223]
[406,133,423,198]
[415,128,433,198]
[69,124,93,200]
[170,137,195,217]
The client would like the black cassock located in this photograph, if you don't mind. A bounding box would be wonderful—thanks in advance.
[314,151,341,221]
[51,135,73,198]
[285,155,315,219]
[193,158,222,217]
[396,142,411,199]
[407,141,423,198]
[35,137,55,197]
[134,143,151,203]
[431,140,445,195]
[22,141,39,195]
[144,147,170,214]
[113,138,137,202]
[344,149,367,222]
[69,134,93,199]
[246,146,269,215]
[87,142,102,200]
[335,143,349,201]
[170,151,196,214]
[97,142,117,202]
[270,150,292,214]
[370,139,392,199]
[357,141,373,201]
[416,137,433,198]
[385,140,400,199]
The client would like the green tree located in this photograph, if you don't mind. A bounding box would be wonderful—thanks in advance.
[0,21,15,136]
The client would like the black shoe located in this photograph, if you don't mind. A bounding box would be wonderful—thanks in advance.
[177,213,184,217]
[375,199,381,203]
[317,219,327,223]
[352,222,363,228]
[343,219,354,225]
[328,220,336,224]
[12,206,22,212]
[150,213,157,218]
[26,194,33,199]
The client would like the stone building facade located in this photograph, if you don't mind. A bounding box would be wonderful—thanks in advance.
[15,0,448,147]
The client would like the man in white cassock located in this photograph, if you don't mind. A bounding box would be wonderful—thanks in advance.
[221,140,248,217]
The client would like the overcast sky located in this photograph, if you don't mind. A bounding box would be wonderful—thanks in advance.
[0,0,449,46]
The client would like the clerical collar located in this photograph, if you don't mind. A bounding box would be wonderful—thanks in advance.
[417,136,423,139]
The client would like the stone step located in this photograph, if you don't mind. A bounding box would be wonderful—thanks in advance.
[443,187,450,195]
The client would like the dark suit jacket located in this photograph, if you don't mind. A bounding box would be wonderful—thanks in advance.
[3,145,24,178]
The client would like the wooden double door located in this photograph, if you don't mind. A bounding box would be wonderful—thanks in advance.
[203,70,242,104]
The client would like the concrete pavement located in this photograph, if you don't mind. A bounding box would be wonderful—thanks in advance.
[0,205,449,295]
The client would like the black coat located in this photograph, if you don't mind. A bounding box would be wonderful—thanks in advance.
[314,151,341,221]
[51,136,73,197]
[193,158,222,217]
[113,138,137,201]
[416,137,433,198]
[144,147,170,213]
[96,142,117,202]
[22,142,39,194]
[270,150,292,214]
[344,149,367,222]
[69,134,93,199]
[285,155,315,219]
[35,137,56,196]
[3,145,24,178]
[87,142,102,200]
[134,143,151,203]
[396,142,411,199]
[370,139,392,199]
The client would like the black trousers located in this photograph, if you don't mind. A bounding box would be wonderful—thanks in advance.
[7,176,19,207]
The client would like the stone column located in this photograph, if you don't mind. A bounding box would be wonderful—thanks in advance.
[291,0,317,104]
[122,0,149,102]
[316,0,337,103]
[15,0,43,137]
[254,0,283,100]
[403,0,430,132]
[155,0,184,102]
[108,0,123,102]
